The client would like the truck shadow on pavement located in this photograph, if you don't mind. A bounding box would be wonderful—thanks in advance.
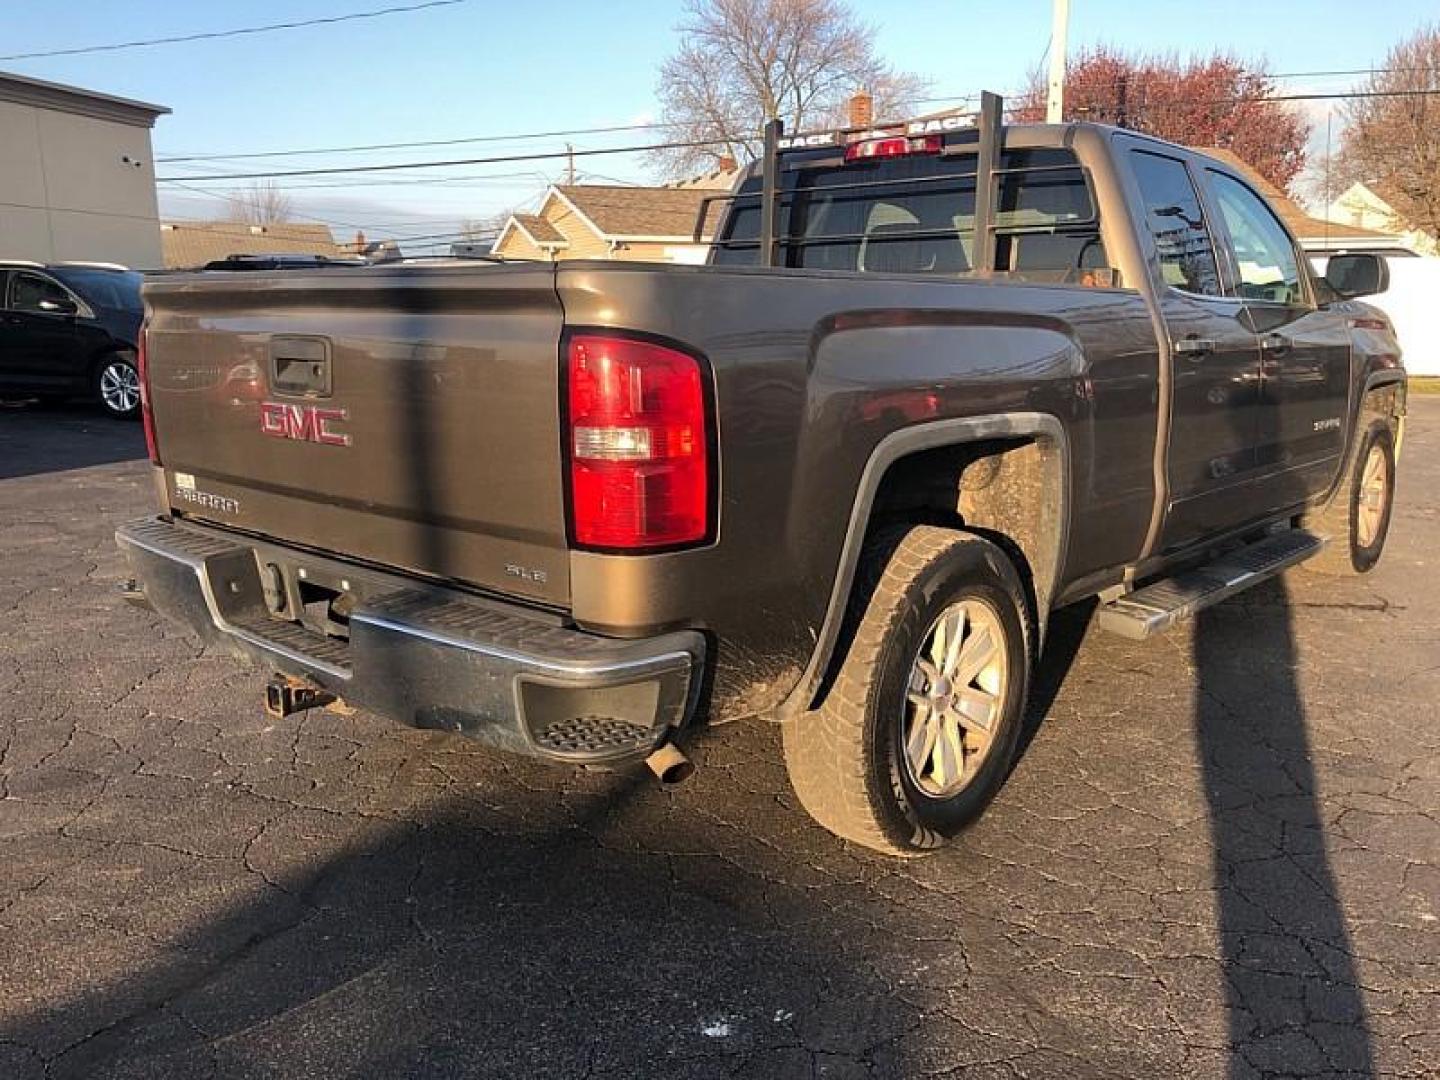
[1192,580,1374,1077]
[0,400,145,480]
[12,756,923,1078]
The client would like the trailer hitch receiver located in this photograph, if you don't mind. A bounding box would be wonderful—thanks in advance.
[265,675,337,720]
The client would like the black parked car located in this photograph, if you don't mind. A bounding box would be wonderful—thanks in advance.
[0,261,145,419]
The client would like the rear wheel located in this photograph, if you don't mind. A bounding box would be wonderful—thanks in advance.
[782,526,1031,855]
[94,353,141,420]
[1305,421,1396,574]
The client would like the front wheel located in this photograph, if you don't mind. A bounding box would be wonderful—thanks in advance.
[1304,421,1397,575]
[782,526,1031,856]
[94,353,141,420]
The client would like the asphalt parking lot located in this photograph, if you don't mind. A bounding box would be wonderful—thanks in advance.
[1,398,1437,1079]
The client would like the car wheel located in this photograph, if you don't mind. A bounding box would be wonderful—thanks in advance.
[782,525,1031,856]
[94,353,141,420]
[1304,420,1396,575]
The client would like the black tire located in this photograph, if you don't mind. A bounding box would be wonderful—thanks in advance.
[782,525,1031,856]
[92,353,141,420]
[1304,421,1396,575]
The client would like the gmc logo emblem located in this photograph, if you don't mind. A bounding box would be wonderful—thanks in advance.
[259,401,351,446]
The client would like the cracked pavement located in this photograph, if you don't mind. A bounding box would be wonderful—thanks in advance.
[1,399,1437,1079]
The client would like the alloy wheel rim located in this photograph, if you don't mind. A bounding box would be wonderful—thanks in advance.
[901,598,1008,798]
[100,362,140,414]
[1357,443,1389,548]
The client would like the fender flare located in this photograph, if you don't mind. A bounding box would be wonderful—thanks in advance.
[1311,369,1408,509]
[776,411,1070,719]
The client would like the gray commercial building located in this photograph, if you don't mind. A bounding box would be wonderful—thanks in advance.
[0,71,169,269]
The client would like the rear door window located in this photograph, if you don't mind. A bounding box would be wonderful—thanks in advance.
[1128,150,1223,297]
[9,271,73,313]
[49,268,142,310]
[714,149,1109,284]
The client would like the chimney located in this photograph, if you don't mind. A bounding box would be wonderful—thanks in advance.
[718,154,737,172]
[848,90,873,130]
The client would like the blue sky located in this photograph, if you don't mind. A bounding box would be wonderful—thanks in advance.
[3,0,1433,246]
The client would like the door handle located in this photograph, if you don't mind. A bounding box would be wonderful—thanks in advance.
[1173,336,1216,359]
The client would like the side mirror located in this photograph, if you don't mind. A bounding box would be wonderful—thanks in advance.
[1323,253,1389,300]
[38,297,79,316]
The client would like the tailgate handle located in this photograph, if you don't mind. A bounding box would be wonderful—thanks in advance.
[269,336,332,397]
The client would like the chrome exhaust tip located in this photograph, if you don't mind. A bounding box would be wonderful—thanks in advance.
[644,742,695,785]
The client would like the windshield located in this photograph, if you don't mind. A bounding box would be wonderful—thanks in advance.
[49,268,143,310]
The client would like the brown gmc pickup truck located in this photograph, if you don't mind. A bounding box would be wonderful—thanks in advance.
[119,102,1406,854]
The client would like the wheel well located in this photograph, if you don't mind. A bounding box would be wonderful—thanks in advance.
[810,435,1066,711]
[1361,380,1403,426]
[868,436,1065,617]
[88,345,136,382]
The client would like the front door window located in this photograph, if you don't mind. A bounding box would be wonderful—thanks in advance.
[1206,172,1305,306]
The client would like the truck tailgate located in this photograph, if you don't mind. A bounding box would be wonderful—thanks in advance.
[143,263,570,607]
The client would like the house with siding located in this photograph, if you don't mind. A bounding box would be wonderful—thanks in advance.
[1327,182,1438,257]
[492,176,736,264]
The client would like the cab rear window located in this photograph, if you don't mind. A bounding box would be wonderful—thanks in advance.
[713,149,1110,285]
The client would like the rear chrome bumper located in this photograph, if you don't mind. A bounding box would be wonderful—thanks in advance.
[116,517,704,763]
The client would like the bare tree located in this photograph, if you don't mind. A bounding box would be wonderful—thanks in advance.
[1333,24,1440,240]
[228,179,294,225]
[460,213,508,238]
[653,0,928,176]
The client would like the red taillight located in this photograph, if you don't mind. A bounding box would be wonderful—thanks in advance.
[844,134,942,162]
[566,334,711,551]
[137,325,160,465]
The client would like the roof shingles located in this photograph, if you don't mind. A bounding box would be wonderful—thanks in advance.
[555,185,720,239]
[512,213,567,245]
[160,222,340,269]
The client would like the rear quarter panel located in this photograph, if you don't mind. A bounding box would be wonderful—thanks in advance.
[558,263,1160,719]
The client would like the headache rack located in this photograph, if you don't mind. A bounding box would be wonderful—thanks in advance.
[692,91,1007,272]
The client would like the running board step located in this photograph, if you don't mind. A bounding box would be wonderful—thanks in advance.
[1097,529,1327,640]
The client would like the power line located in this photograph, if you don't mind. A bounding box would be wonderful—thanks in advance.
[0,0,466,61]
[1266,65,1436,80]
[157,121,672,164]
[155,138,734,183]
[1230,88,1439,104]
[159,168,553,192]
[160,179,547,244]
[160,181,381,235]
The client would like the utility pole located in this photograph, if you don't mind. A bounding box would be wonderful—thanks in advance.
[1046,0,1070,124]
[564,142,576,185]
